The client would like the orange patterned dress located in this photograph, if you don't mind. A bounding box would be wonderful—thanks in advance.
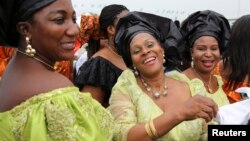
[0,47,16,77]
[212,63,247,103]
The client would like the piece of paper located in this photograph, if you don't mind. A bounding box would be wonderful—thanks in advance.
[215,99,250,125]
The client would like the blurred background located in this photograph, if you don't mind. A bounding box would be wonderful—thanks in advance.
[72,0,250,25]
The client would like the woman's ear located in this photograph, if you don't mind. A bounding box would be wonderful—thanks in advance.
[16,22,31,38]
[107,25,115,36]
[190,48,194,57]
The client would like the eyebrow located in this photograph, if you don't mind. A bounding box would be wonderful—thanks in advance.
[49,9,76,16]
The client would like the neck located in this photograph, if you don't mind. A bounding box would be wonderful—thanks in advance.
[192,67,213,93]
[107,45,122,58]
[140,72,165,88]
[17,49,55,71]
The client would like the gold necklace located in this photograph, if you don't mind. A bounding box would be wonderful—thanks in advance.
[193,68,212,93]
[140,76,168,99]
[107,45,122,58]
[17,50,55,71]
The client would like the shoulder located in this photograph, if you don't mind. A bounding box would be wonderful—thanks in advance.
[78,56,121,72]
[25,71,74,95]
[167,76,190,91]
[166,70,190,82]
[0,70,74,111]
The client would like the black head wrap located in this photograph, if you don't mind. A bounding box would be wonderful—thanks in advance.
[115,11,183,70]
[180,10,231,54]
[0,0,56,47]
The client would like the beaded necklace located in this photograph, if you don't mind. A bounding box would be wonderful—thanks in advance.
[140,76,168,99]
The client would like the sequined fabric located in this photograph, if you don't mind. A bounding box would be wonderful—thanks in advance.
[0,87,114,141]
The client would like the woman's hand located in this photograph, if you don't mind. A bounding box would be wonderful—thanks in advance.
[178,95,218,122]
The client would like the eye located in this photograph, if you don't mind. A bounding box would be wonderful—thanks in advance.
[132,47,141,54]
[196,46,206,51]
[73,16,77,23]
[211,46,219,51]
[146,41,154,48]
[54,17,65,24]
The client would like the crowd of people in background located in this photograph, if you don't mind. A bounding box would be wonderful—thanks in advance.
[0,0,250,140]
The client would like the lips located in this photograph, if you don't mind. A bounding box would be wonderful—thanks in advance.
[61,42,75,50]
[202,60,214,68]
[143,56,156,64]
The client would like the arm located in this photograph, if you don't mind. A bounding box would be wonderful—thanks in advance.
[109,92,217,141]
[81,85,106,107]
[128,95,217,141]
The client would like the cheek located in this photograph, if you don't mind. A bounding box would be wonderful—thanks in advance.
[213,51,221,60]
[131,55,140,66]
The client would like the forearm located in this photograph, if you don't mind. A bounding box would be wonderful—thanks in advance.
[127,109,183,141]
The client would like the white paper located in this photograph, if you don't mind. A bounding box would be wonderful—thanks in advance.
[215,99,250,125]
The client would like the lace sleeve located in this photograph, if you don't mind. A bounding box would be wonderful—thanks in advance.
[108,81,137,141]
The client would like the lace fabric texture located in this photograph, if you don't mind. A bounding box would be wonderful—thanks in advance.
[0,87,114,141]
[167,70,229,107]
[74,56,123,103]
[108,69,208,141]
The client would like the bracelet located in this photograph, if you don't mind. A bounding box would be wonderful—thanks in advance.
[149,119,159,138]
[145,122,154,139]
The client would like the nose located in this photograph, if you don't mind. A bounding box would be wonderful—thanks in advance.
[66,22,79,36]
[142,47,151,55]
[204,49,212,57]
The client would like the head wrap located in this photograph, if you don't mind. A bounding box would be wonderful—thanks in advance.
[180,10,231,53]
[115,11,183,70]
[0,0,56,47]
[77,13,100,46]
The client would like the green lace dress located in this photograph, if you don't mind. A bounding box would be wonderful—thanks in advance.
[108,70,208,141]
[167,70,229,107]
[0,87,114,141]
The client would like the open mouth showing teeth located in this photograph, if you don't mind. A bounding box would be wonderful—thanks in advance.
[144,57,156,64]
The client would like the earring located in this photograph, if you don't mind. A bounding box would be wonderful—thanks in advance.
[25,37,36,57]
[163,54,166,63]
[133,66,139,76]
[191,57,194,68]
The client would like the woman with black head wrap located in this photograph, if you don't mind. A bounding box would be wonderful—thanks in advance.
[168,10,230,108]
[0,0,114,140]
[214,15,250,103]
[108,11,218,141]
[74,4,129,108]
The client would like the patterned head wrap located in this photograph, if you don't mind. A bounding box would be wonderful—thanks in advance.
[77,14,101,46]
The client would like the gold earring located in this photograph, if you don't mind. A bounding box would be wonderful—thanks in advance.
[133,66,139,76]
[163,54,166,63]
[191,57,194,68]
[25,37,36,57]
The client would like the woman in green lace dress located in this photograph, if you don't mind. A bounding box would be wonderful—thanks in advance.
[167,10,230,108]
[0,0,114,140]
[108,11,218,141]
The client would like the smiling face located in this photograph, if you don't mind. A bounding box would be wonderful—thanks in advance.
[130,33,164,77]
[28,0,79,62]
[191,36,220,73]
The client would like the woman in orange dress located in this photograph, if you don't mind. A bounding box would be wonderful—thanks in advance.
[213,15,250,103]
[0,46,16,77]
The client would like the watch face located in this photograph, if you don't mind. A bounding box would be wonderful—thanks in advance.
[239,93,249,100]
